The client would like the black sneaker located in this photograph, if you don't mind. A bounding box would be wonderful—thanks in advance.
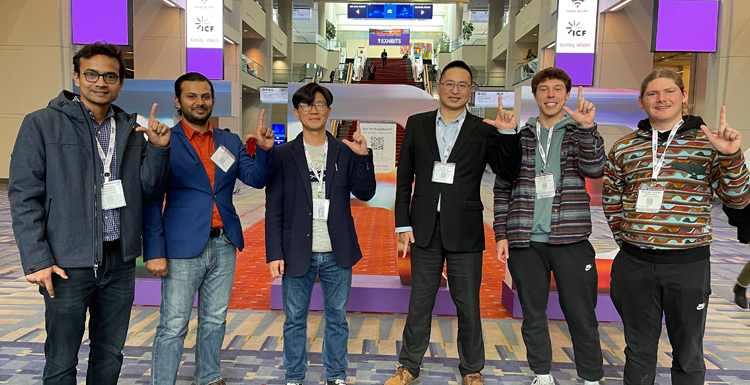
[735,283,748,309]
[326,380,347,385]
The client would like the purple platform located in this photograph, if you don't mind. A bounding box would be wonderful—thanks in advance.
[270,275,458,315]
[134,278,198,307]
[501,281,621,322]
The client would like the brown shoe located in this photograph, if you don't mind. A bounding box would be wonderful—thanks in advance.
[384,366,420,385]
[462,373,485,385]
[208,379,227,385]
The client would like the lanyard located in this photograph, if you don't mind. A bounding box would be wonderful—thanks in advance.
[437,115,465,162]
[651,120,683,183]
[96,117,117,183]
[303,139,328,194]
[535,121,557,172]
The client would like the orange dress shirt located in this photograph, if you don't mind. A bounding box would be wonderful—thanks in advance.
[183,123,224,229]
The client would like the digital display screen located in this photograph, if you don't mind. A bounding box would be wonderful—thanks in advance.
[474,91,515,108]
[292,8,311,20]
[348,4,367,18]
[367,4,385,18]
[413,4,433,19]
[652,0,718,52]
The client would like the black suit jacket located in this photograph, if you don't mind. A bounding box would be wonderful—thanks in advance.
[265,131,377,277]
[395,109,521,252]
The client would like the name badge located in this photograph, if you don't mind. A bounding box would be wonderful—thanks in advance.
[432,162,456,184]
[636,186,664,213]
[211,145,236,172]
[313,198,330,220]
[535,172,556,199]
[101,180,127,210]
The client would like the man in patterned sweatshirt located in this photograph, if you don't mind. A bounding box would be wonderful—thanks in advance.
[493,67,605,385]
[603,69,750,385]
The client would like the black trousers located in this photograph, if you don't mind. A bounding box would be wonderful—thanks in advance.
[382,58,387,67]
[398,216,484,378]
[40,240,136,385]
[507,241,603,381]
[610,248,710,385]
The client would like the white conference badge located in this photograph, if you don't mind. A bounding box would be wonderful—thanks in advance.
[102,180,127,210]
[211,145,236,172]
[636,186,664,213]
[432,161,456,184]
[535,172,556,198]
[312,198,330,220]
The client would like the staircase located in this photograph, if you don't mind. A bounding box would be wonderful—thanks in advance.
[334,58,426,165]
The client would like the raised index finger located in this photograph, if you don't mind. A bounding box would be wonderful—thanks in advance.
[578,86,583,101]
[720,105,726,126]
[498,94,504,111]
[149,103,158,124]
[257,109,266,129]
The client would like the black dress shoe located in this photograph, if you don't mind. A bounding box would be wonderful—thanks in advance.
[734,283,748,309]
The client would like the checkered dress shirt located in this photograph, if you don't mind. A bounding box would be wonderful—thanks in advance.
[75,97,120,241]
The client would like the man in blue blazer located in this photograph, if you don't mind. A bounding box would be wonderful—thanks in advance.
[142,72,275,385]
[265,83,376,385]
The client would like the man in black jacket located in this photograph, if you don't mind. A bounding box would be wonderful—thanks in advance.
[386,60,521,385]
[9,42,171,385]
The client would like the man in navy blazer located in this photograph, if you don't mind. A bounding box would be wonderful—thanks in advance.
[142,72,275,385]
[265,83,376,385]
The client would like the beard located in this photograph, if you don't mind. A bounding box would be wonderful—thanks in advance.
[181,106,212,126]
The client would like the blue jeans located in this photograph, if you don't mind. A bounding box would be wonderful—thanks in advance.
[282,252,353,382]
[40,240,135,385]
[150,234,237,385]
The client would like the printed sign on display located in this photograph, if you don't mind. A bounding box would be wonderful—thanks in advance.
[556,0,598,54]
[260,87,288,104]
[369,29,410,46]
[187,0,223,49]
[474,91,515,108]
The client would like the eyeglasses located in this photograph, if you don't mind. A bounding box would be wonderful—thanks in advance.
[81,71,120,84]
[440,82,471,91]
[298,102,328,112]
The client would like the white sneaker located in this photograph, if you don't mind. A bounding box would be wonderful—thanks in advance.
[531,374,554,385]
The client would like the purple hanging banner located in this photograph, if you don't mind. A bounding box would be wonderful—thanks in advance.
[72,0,129,45]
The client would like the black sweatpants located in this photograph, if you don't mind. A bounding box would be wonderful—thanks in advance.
[610,248,710,385]
[507,240,604,381]
[398,216,484,378]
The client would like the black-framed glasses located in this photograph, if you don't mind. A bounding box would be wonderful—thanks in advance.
[440,81,471,91]
[298,102,328,112]
[82,71,120,84]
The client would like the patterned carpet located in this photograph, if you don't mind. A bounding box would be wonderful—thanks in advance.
[1,183,750,384]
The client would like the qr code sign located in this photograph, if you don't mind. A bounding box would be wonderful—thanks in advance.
[370,136,385,151]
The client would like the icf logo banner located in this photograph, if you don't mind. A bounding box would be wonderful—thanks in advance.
[556,0,598,54]
[187,0,224,49]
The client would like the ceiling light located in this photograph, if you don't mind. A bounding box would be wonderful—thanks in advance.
[244,30,248,32]
[611,0,633,11]
[533,33,537,36]
[547,42,555,49]
[162,0,177,7]
[224,36,237,45]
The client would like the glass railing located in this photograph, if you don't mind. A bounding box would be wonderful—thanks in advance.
[253,0,264,12]
[493,11,509,38]
[473,71,506,87]
[463,34,488,46]
[517,0,533,14]
[241,55,265,80]
[292,32,340,51]
[513,58,538,84]
[273,9,287,31]
[272,63,322,84]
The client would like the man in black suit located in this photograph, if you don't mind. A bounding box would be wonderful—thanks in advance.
[265,83,376,385]
[385,60,521,385]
